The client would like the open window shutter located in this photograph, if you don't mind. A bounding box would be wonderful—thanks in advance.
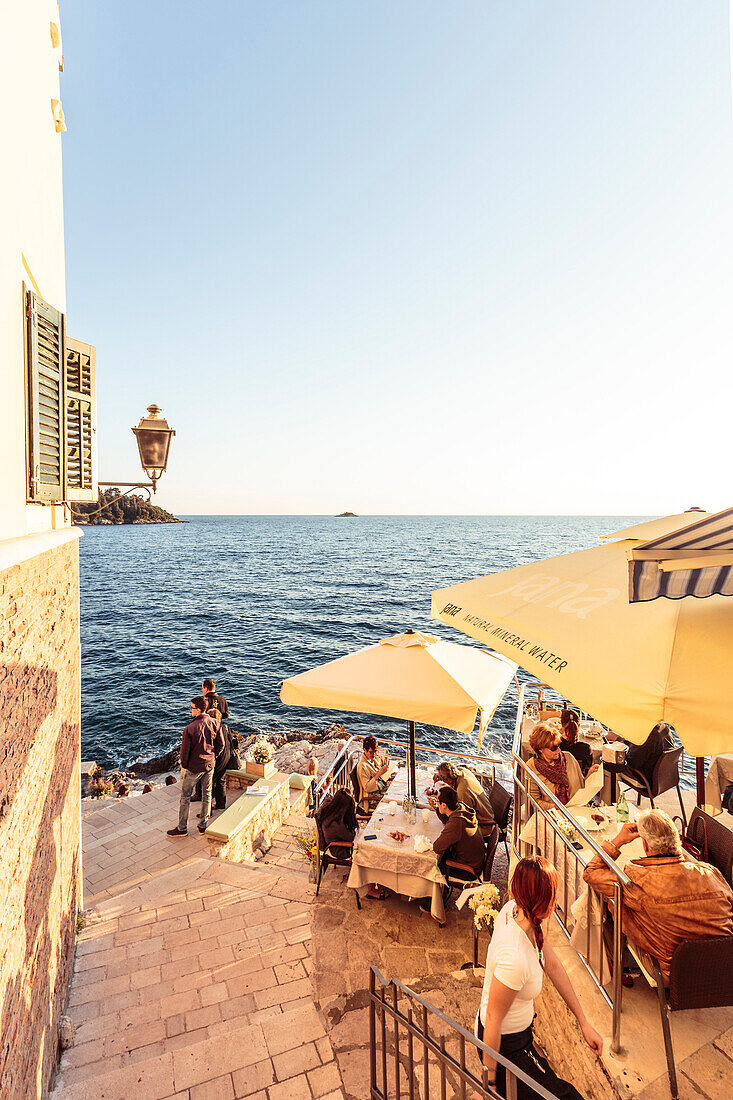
[26,289,65,501]
[64,338,97,501]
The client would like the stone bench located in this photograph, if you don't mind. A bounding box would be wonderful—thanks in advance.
[205,770,310,862]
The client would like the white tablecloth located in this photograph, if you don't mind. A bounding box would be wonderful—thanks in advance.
[347,764,447,922]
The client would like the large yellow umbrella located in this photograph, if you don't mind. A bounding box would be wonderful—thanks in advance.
[280,630,517,795]
[430,516,733,761]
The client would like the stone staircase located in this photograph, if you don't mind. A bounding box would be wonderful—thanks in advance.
[51,786,344,1100]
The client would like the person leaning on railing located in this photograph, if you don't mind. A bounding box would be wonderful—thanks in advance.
[583,808,733,983]
[526,722,599,810]
[433,761,495,837]
[476,856,603,1098]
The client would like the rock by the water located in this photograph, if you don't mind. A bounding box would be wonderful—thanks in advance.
[165,774,177,785]
[130,747,180,776]
[142,783,153,794]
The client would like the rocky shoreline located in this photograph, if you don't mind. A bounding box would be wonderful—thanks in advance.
[81,722,349,800]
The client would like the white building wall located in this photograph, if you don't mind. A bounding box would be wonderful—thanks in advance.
[0,1,68,542]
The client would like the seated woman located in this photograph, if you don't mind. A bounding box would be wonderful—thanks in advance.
[559,709,593,776]
[526,722,598,810]
[319,787,389,901]
[318,787,358,848]
[476,856,603,1098]
[433,761,495,837]
[356,734,391,811]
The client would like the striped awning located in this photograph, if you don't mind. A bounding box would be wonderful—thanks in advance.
[628,507,733,602]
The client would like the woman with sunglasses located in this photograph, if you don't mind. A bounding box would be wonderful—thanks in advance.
[526,722,599,811]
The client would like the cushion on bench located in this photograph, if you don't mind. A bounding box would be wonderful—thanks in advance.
[205,776,280,842]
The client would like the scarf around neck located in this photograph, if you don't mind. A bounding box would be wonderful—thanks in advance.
[534,752,570,804]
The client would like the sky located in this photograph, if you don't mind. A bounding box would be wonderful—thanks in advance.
[60,1,733,515]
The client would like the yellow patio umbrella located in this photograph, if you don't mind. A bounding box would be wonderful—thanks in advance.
[280,629,518,796]
[430,516,733,764]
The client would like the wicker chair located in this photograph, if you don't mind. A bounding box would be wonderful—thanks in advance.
[349,758,381,816]
[686,807,733,886]
[619,747,687,827]
[488,781,512,860]
[313,808,361,909]
[641,937,733,1099]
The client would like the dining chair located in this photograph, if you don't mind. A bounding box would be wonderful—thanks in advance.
[619,747,687,828]
[628,937,733,1099]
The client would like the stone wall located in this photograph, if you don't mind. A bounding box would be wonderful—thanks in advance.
[208,775,309,862]
[0,538,82,1100]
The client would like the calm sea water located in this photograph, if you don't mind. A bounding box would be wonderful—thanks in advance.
[79,515,647,772]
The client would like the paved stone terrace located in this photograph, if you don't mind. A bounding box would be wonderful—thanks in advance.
[54,784,733,1100]
[53,784,345,1100]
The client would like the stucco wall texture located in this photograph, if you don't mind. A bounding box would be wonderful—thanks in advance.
[0,539,82,1100]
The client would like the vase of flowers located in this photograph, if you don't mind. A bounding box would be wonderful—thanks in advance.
[247,739,276,778]
[468,883,501,933]
[294,829,318,881]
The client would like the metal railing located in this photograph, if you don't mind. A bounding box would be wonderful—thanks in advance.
[368,966,560,1100]
[512,681,629,1052]
[314,734,506,812]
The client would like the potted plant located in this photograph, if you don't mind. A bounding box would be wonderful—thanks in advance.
[247,738,276,778]
[468,883,501,966]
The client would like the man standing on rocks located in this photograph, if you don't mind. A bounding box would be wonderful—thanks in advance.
[203,677,229,720]
[167,697,223,837]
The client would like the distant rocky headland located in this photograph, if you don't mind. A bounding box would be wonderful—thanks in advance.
[71,488,183,525]
[336,511,357,517]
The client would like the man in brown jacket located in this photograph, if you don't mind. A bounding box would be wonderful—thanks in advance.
[167,697,224,837]
[583,809,733,981]
[432,787,486,879]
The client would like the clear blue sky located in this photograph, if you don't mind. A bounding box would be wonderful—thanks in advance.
[61,1,733,515]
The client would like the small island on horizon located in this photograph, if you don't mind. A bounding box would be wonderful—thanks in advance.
[71,488,183,525]
[336,511,358,518]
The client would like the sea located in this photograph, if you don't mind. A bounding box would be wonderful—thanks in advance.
[79,514,693,785]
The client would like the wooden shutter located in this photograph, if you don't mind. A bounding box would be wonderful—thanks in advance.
[26,289,65,500]
[64,338,97,501]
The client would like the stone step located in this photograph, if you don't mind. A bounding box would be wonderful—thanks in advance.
[52,998,330,1099]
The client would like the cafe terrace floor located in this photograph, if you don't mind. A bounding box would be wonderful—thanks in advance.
[51,783,733,1100]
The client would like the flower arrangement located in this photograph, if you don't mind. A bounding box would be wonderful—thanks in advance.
[556,815,577,843]
[468,883,501,932]
[294,830,318,867]
[249,739,274,765]
[89,777,115,799]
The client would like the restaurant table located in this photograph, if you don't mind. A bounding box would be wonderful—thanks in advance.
[347,763,448,923]
[704,754,733,815]
[514,803,645,984]
[519,715,606,765]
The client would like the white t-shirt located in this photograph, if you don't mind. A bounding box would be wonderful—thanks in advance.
[479,901,544,1033]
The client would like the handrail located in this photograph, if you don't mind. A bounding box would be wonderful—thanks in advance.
[314,731,507,812]
[369,966,560,1099]
[512,680,628,1052]
[512,683,631,886]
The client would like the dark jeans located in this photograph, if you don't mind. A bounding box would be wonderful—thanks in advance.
[476,1019,583,1100]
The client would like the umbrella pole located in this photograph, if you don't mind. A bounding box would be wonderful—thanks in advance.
[408,721,416,799]
[696,757,705,809]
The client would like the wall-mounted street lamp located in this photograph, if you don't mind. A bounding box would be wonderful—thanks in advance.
[95,404,176,502]
[131,405,176,493]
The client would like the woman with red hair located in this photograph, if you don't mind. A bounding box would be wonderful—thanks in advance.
[476,856,603,1098]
